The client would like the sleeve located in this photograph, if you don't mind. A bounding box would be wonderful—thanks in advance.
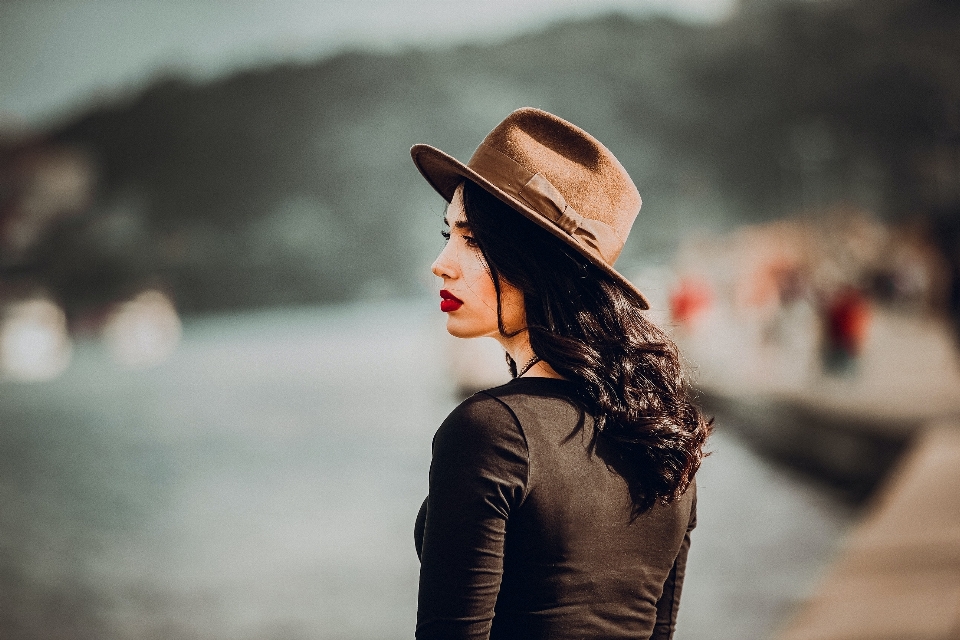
[650,484,697,640]
[416,393,529,640]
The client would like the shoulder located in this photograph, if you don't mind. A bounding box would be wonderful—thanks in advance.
[430,391,530,498]
[433,391,526,459]
[480,377,589,436]
[481,377,585,412]
[433,378,586,458]
[445,390,519,428]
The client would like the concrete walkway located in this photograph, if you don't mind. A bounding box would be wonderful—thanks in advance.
[778,423,960,640]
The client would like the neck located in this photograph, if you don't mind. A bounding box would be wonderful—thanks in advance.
[496,333,564,380]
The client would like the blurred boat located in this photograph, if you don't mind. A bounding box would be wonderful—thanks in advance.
[0,296,72,381]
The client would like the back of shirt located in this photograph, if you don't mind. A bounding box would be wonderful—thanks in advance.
[416,377,696,640]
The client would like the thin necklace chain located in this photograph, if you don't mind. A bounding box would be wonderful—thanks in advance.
[516,355,541,378]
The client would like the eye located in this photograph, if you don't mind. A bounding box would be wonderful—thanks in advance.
[463,235,479,248]
[441,229,450,241]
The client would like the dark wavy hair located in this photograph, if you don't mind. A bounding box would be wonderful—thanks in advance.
[459,180,712,515]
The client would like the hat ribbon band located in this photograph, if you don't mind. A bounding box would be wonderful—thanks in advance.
[467,144,624,265]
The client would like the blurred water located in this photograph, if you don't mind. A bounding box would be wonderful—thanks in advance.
[0,299,855,639]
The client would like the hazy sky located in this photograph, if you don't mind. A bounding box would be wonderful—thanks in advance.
[0,0,734,129]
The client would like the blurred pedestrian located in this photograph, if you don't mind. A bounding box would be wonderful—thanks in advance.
[669,276,713,329]
[410,108,711,639]
[822,286,871,373]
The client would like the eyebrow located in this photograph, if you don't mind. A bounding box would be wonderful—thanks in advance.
[442,217,471,230]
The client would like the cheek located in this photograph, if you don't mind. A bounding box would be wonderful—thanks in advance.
[455,244,485,283]
[498,283,526,330]
[454,243,499,314]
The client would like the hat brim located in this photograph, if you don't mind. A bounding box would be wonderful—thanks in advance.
[411,143,650,310]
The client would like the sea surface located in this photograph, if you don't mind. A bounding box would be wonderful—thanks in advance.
[0,299,856,639]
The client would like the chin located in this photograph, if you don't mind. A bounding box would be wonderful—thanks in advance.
[445,316,493,340]
[445,323,478,340]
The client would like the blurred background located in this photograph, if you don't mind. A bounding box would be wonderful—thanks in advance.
[2,0,959,638]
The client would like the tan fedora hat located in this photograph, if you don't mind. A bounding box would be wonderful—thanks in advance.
[410,107,649,309]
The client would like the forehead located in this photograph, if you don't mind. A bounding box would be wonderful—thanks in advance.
[445,184,467,225]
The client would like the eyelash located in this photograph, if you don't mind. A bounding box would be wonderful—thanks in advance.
[441,230,478,247]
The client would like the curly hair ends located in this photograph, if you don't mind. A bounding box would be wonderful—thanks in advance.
[460,180,712,515]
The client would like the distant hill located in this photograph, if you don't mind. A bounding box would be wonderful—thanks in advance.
[18,0,960,314]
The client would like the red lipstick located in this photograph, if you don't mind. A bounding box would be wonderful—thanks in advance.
[440,289,463,312]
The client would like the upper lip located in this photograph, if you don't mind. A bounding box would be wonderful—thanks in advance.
[440,289,463,303]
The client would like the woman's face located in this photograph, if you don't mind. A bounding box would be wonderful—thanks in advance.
[431,185,526,340]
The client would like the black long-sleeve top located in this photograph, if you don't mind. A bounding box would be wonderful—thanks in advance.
[415,377,696,640]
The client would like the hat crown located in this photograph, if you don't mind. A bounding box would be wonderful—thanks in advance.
[486,108,605,170]
[473,108,641,247]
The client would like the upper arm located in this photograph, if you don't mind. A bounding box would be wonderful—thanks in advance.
[416,394,529,640]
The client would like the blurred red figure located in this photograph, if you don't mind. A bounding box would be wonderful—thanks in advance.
[824,287,871,371]
[670,277,713,327]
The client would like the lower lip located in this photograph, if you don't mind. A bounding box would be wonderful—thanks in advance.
[440,299,463,312]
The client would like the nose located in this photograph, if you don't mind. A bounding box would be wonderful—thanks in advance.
[431,240,458,280]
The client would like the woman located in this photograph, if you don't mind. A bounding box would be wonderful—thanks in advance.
[410,108,711,640]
